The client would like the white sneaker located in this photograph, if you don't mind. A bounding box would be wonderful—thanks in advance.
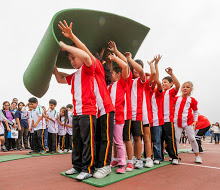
[188,150,194,154]
[64,149,68,153]
[172,159,179,165]
[76,172,92,180]
[195,156,202,164]
[153,160,161,165]
[145,159,154,168]
[68,149,72,153]
[135,159,143,169]
[169,158,172,161]
[93,166,111,179]
[65,168,79,175]
[132,156,137,164]
[58,150,64,153]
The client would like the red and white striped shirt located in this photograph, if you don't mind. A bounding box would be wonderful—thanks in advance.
[196,115,211,130]
[163,88,178,123]
[142,81,153,125]
[130,76,146,121]
[108,77,127,124]
[174,96,198,128]
[65,62,97,116]
[150,87,164,126]
[94,58,114,117]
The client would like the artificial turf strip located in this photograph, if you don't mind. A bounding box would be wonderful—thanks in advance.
[27,152,70,156]
[0,154,32,162]
[61,161,170,187]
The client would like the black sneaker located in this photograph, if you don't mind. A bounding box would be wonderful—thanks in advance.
[17,148,22,151]
[51,151,57,154]
[1,145,8,152]
[46,150,52,153]
[25,147,31,150]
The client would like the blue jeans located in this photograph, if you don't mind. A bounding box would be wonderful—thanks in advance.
[150,126,162,161]
[214,133,220,143]
[44,128,49,149]
[210,133,214,143]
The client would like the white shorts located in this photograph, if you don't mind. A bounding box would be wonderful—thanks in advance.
[0,126,4,135]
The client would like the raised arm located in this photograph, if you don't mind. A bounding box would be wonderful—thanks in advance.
[165,67,180,92]
[108,41,127,63]
[125,52,145,82]
[58,20,96,63]
[53,66,68,84]
[108,53,128,81]
[147,57,156,85]
[154,55,162,91]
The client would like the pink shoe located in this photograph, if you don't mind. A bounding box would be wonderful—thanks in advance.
[116,165,126,174]
[126,163,134,172]
[110,160,119,168]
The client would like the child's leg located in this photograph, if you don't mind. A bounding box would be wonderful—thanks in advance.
[0,135,5,147]
[79,115,96,174]
[17,127,24,149]
[95,116,101,167]
[72,116,83,172]
[174,125,182,152]
[51,133,57,151]
[23,127,29,149]
[150,125,162,161]
[33,131,39,152]
[37,129,45,152]
[69,135,73,150]
[164,122,179,159]
[64,134,69,150]
[48,132,52,151]
[123,120,133,161]
[97,112,114,168]
[184,125,199,156]
[143,125,152,159]
[113,123,126,166]
[60,135,65,151]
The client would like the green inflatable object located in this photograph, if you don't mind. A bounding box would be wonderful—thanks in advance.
[23,9,150,98]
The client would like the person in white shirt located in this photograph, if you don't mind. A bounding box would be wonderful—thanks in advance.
[28,97,46,154]
[65,104,73,153]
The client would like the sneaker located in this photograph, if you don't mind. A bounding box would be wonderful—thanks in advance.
[135,159,143,169]
[64,149,68,153]
[17,148,22,151]
[169,158,172,161]
[76,172,92,180]
[29,151,39,154]
[116,165,126,174]
[58,150,64,153]
[145,159,154,168]
[40,150,46,155]
[132,156,137,164]
[93,166,111,179]
[25,147,31,150]
[13,148,17,150]
[68,149,72,153]
[172,159,179,165]
[46,150,52,153]
[164,150,168,155]
[65,168,79,175]
[51,151,57,154]
[126,163,134,172]
[188,150,194,154]
[110,160,119,168]
[195,156,202,164]
[1,145,8,152]
[153,160,161,165]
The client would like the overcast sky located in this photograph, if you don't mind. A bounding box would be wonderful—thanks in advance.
[0,0,219,123]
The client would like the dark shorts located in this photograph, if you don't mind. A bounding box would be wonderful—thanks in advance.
[143,124,150,127]
[131,120,144,136]
[123,120,131,141]
[0,134,4,137]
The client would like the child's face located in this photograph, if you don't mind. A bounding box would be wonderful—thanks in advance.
[111,71,121,82]
[68,54,83,69]
[67,107,72,112]
[11,103,17,109]
[181,83,192,96]
[133,69,139,79]
[18,104,24,110]
[28,104,33,111]
[49,104,56,110]
[29,102,37,109]
[42,107,46,114]
[162,79,173,91]
[60,109,65,117]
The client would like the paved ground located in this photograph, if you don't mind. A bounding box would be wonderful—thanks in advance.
[0,138,220,190]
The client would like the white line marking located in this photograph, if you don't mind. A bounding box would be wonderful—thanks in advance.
[180,163,220,170]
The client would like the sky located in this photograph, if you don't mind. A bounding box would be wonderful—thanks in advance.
[0,0,219,123]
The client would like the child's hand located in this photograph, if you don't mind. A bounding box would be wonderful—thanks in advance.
[12,124,16,128]
[108,41,117,52]
[29,128,32,132]
[107,53,116,62]
[148,57,156,65]
[33,124,37,128]
[7,128,11,132]
[154,54,162,64]
[192,121,197,130]
[58,20,73,39]
[59,41,66,51]
[124,52,132,60]
[165,67,173,76]
[18,127,21,131]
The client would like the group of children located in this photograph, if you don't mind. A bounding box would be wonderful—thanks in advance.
[0,98,74,155]
[50,20,204,181]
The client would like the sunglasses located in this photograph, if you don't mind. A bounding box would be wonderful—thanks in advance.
[4,105,10,106]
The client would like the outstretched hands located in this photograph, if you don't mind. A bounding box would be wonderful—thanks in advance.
[124,52,132,60]
[107,53,116,62]
[165,67,173,76]
[154,54,162,64]
[58,20,73,39]
[108,41,117,52]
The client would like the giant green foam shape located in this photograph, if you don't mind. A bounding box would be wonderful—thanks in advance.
[23,9,150,98]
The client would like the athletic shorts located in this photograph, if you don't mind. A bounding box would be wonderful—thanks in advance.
[123,120,131,141]
[131,121,144,136]
[143,124,150,127]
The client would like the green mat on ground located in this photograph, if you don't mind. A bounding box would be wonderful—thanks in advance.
[61,161,170,187]
[0,154,32,162]
[27,152,70,157]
